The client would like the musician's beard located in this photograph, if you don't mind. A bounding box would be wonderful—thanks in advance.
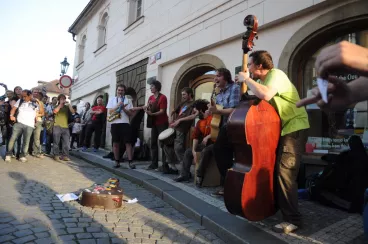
[198,113,204,120]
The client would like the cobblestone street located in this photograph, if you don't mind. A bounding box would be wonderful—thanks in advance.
[72,149,367,244]
[0,155,225,244]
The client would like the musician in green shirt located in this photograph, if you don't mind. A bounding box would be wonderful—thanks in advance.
[239,50,309,234]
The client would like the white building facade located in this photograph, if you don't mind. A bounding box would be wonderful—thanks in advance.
[68,0,368,150]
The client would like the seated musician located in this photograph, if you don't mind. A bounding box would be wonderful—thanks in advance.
[238,50,309,234]
[164,87,196,174]
[207,68,240,196]
[174,99,213,186]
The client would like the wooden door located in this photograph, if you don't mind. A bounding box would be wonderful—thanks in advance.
[185,74,216,148]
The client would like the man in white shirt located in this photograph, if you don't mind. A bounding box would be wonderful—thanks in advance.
[6,90,39,163]
[106,85,134,169]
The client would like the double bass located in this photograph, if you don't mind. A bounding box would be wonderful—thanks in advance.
[224,15,281,221]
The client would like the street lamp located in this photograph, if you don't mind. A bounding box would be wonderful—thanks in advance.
[60,57,70,76]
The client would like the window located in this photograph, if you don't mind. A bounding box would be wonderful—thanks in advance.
[78,35,87,65]
[128,0,143,26]
[97,13,108,49]
[136,0,142,19]
[303,30,368,149]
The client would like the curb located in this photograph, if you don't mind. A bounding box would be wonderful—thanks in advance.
[71,151,286,244]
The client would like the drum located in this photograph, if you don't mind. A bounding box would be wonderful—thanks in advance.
[158,128,176,146]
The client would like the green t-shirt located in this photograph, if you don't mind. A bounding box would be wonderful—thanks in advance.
[262,68,310,136]
[54,106,70,128]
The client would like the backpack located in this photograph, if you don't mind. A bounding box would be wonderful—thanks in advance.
[9,99,24,125]
[308,135,368,213]
[0,105,6,126]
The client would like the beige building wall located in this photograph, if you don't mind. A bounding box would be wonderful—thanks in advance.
[69,0,359,148]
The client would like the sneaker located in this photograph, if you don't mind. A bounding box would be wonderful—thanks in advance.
[54,156,62,161]
[147,164,158,170]
[61,156,71,162]
[103,152,114,159]
[35,154,44,159]
[19,157,27,163]
[272,222,299,234]
[11,154,16,158]
[164,168,179,175]
[93,148,98,152]
[4,155,11,162]
[173,175,190,182]
[128,161,136,169]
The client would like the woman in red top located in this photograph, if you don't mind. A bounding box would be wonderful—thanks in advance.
[130,80,169,170]
[82,96,106,152]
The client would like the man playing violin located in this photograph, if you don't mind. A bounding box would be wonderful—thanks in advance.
[238,50,309,234]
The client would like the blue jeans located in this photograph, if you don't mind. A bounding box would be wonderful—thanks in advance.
[6,123,34,158]
[7,126,22,157]
[32,121,43,155]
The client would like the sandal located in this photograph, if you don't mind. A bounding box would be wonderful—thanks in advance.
[128,162,136,169]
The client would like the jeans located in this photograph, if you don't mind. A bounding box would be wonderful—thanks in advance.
[7,126,22,157]
[163,130,187,165]
[174,131,186,163]
[31,121,43,156]
[1,125,7,145]
[53,126,70,157]
[79,124,88,147]
[70,133,80,148]
[46,133,53,154]
[181,144,214,178]
[213,125,234,185]
[84,123,103,149]
[150,123,168,166]
[6,123,34,158]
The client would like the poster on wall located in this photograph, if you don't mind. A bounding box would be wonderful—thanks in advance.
[149,55,156,65]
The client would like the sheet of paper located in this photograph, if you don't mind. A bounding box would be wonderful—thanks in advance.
[56,193,79,202]
[127,198,138,204]
[317,78,328,103]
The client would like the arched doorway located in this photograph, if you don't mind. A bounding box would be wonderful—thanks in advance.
[278,0,368,149]
[169,54,225,112]
[170,54,225,148]
[190,74,215,101]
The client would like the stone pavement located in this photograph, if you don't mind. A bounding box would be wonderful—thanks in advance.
[0,155,227,244]
[70,148,367,244]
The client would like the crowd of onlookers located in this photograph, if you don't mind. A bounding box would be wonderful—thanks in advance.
[0,85,108,163]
